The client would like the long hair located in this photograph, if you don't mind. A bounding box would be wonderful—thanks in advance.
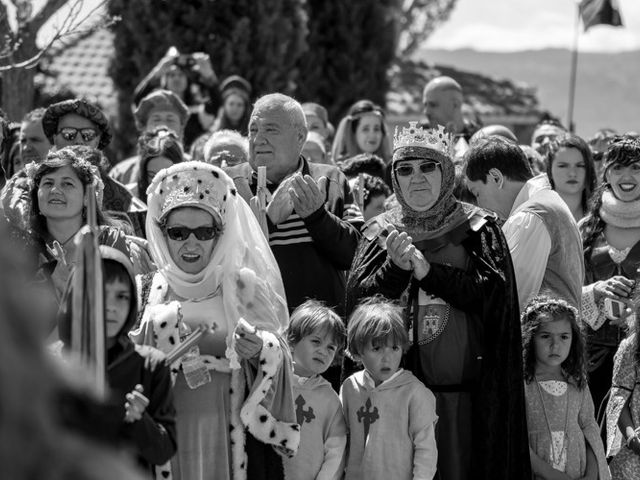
[521,295,586,389]
[29,147,110,243]
[580,137,640,263]
[546,133,597,214]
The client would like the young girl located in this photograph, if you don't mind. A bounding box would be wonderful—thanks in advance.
[605,303,640,479]
[340,297,437,480]
[283,300,347,480]
[522,296,609,480]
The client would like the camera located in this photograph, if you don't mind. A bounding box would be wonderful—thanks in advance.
[175,54,196,70]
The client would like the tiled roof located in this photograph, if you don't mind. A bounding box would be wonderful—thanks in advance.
[387,58,540,121]
[39,29,116,115]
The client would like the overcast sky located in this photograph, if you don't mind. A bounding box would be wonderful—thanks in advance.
[426,0,640,52]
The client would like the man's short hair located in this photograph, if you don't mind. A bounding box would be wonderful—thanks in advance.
[252,93,307,135]
[203,129,249,164]
[464,136,533,183]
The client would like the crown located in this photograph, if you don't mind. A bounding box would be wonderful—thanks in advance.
[393,122,455,158]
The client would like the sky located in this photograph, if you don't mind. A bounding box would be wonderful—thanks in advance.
[426,0,640,52]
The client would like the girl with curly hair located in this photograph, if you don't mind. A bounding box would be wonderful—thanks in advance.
[522,295,609,480]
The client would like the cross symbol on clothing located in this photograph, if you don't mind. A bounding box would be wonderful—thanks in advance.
[295,394,315,425]
[356,397,379,438]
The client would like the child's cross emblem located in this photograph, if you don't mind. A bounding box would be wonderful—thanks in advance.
[356,397,379,438]
[295,394,315,425]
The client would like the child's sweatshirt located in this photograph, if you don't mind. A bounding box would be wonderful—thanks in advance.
[340,369,437,480]
[284,373,347,480]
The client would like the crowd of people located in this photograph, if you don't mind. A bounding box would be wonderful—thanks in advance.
[1,47,640,480]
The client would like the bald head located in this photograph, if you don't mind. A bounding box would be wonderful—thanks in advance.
[422,76,464,131]
[470,125,518,145]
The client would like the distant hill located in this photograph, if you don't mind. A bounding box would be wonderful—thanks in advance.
[417,48,640,138]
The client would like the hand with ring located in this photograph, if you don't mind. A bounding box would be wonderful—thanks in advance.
[594,275,634,303]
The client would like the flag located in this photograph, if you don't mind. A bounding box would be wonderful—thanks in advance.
[579,0,623,31]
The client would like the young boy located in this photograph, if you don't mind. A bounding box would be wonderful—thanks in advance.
[58,236,176,478]
[341,297,438,480]
[283,300,347,480]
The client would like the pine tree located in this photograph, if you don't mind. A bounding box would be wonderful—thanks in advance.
[108,0,307,157]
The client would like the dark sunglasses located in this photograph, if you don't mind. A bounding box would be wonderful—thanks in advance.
[395,161,440,177]
[57,127,99,143]
[165,226,217,241]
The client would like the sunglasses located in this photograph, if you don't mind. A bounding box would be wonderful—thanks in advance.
[165,226,217,241]
[395,161,440,177]
[57,127,99,143]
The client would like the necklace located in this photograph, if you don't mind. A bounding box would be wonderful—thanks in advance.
[534,377,569,471]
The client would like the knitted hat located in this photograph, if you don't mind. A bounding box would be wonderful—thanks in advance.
[134,90,189,132]
[42,99,112,150]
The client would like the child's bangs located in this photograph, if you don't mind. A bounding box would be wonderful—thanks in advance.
[103,259,132,287]
[366,318,408,349]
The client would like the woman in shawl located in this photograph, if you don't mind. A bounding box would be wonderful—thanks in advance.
[344,122,530,480]
[131,161,299,480]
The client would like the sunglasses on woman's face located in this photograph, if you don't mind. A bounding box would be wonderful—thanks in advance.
[57,127,99,143]
[165,226,217,241]
[395,161,440,177]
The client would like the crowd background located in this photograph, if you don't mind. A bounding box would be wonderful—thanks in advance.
[1,1,640,480]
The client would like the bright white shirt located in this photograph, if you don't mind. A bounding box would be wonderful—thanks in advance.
[502,176,552,311]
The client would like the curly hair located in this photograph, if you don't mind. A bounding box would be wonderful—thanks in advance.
[29,147,109,242]
[521,295,586,389]
[580,137,640,263]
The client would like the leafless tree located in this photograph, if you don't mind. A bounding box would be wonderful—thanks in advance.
[0,0,110,121]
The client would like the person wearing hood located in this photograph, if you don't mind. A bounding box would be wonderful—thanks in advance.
[344,122,531,480]
[57,231,177,478]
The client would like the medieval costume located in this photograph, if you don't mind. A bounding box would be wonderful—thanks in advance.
[345,123,531,480]
[131,162,299,480]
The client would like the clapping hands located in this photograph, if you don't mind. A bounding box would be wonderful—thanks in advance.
[385,227,430,280]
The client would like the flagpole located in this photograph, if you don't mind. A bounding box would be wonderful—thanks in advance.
[567,3,581,133]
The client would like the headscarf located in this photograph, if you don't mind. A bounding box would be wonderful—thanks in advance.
[42,99,112,150]
[386,123,467,240]
[145,161,288,334]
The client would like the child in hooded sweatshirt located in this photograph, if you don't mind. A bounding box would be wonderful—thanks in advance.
[58,234,176,478]
[341,297,438,480]
[283,300,347,480]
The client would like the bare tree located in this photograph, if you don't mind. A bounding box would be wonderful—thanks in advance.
[395,0,458,60]
[0,0,110,121]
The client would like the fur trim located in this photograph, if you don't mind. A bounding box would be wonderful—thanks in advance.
[240,330,301,457]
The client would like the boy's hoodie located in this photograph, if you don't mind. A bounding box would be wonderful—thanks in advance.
[58,234,176,476]
[340,369,438,480]
[283,373,346,480]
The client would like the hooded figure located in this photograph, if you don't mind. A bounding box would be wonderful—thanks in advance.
[58,230,176,478]
[344,122,531,480]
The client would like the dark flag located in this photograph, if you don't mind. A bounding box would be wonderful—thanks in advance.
[579,0,623,31]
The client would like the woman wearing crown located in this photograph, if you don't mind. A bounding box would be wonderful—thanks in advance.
[130,161,299,480]
[344,122,531,480]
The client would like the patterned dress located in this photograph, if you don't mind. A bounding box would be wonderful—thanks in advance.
[525,380,610,480]
[606,334,640,479]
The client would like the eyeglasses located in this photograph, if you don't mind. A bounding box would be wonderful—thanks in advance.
[165,226,217,241]
[395,161,440,177]
[57,127,99,143]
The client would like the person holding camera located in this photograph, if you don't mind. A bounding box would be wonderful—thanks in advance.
[133,46,221,151]
[581,136,640,420]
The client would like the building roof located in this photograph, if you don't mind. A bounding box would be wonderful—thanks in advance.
[39,28,116,115]
[387,58,540,124]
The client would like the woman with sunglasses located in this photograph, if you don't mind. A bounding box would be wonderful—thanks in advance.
[131,161,297,480]
[344,122,530,480]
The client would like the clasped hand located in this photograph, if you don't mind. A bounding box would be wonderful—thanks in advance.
[267,173,329,224]
[385,227,430,280]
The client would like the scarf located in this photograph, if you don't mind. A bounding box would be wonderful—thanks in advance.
[600,189,640,228]
[387,145,467,240]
